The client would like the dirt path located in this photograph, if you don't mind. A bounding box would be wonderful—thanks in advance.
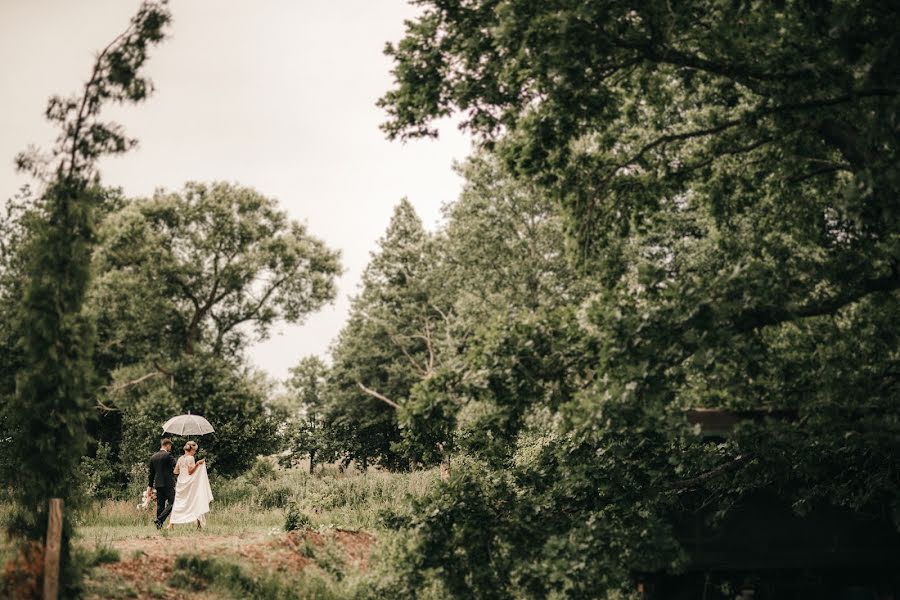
[108,531,269,558]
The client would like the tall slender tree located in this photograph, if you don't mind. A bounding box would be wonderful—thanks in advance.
[3,2,171,594]
[326,199,440,469]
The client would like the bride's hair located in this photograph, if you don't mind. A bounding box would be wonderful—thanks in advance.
[184,441,199,453]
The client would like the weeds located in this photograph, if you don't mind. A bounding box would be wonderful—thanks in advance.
[81,542,121,567]
[171,554,342,599]
[285,502,312,531]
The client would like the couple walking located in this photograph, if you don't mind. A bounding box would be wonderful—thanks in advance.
[148,438,213,529]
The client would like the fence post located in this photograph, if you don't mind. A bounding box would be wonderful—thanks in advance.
[43,498,63,600]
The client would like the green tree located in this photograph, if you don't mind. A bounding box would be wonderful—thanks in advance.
[85,182,340,486]
[396,154,589,470]
[378,2,900,596]
[277,355,335,473]
[3,2,171,594]
[91,181,341,364]
[325,199,441,470]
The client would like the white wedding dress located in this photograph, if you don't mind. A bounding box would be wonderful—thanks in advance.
[170,454,213,525]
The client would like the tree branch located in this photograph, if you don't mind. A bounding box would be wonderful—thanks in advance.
[388,332,429,376]
[614,89,897,176]
[735,269,900,332]
[357,382,399,409]
[65,22,133,179]
[215,273,292,341]
[664,453,753,490]
[104,370,162,393]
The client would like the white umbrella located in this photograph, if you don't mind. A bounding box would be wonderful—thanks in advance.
[162,413,215,436]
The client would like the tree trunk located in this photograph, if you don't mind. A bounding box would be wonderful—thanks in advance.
[184,318,199,355]
[308,450,316,474]
[361,456,368,474]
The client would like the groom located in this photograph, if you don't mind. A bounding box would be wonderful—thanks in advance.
[148,438,177,529]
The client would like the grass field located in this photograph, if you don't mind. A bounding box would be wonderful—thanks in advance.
[3,461,440,599]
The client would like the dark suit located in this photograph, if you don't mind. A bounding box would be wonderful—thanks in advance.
[148,449,177,527]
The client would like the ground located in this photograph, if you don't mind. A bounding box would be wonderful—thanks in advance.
[81,526,374,599]
[2,464,433,598]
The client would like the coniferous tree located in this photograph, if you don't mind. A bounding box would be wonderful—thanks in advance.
[325,199,440,469]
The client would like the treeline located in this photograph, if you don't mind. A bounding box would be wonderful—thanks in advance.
[278,153,587,475]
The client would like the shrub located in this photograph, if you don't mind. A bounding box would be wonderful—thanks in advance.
[80,441,121,500]
[284,502,311,532]
[248,457,277,483]
[81,543,121,567]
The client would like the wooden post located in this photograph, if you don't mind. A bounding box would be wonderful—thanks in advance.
[43,498,63,600]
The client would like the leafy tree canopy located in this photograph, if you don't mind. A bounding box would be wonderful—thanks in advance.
[91,181,342,364]
[376,2,900,596]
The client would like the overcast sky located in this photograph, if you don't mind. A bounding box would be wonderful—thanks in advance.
[0,0,472,381]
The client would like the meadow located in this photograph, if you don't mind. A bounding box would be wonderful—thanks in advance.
[5,461,440,599]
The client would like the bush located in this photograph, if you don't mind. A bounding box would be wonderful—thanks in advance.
[284,502,311,531]
[80,441,121,500]
[248,457,277,483]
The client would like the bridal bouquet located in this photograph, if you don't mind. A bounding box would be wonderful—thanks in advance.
[138,488,156,510]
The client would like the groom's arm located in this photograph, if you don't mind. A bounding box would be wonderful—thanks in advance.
[147,458,154,490]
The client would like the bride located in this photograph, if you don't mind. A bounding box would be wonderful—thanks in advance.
[168,440,213,529]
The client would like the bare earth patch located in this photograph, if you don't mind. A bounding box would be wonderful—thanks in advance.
[82,529,374,599]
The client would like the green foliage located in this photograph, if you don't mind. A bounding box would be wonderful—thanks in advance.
[448,305,595,461]
[277,356,337,471]
[80,441,121,499]
[248,457,277,483]
[377,447,685,599]
[83,180,341,485]
[91,181,341,362]
[375,2,900,596]
[325,199,438,468]
[118,354,277,479]
[324,157,586,470]
[284,502,312,532]
[3,4,171,595]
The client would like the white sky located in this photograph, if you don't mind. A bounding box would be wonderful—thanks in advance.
[0,0,472,381]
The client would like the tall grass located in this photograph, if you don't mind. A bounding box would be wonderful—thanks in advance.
[5,464,439,597]
[214,462,438,530]
[72,462,438,545]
